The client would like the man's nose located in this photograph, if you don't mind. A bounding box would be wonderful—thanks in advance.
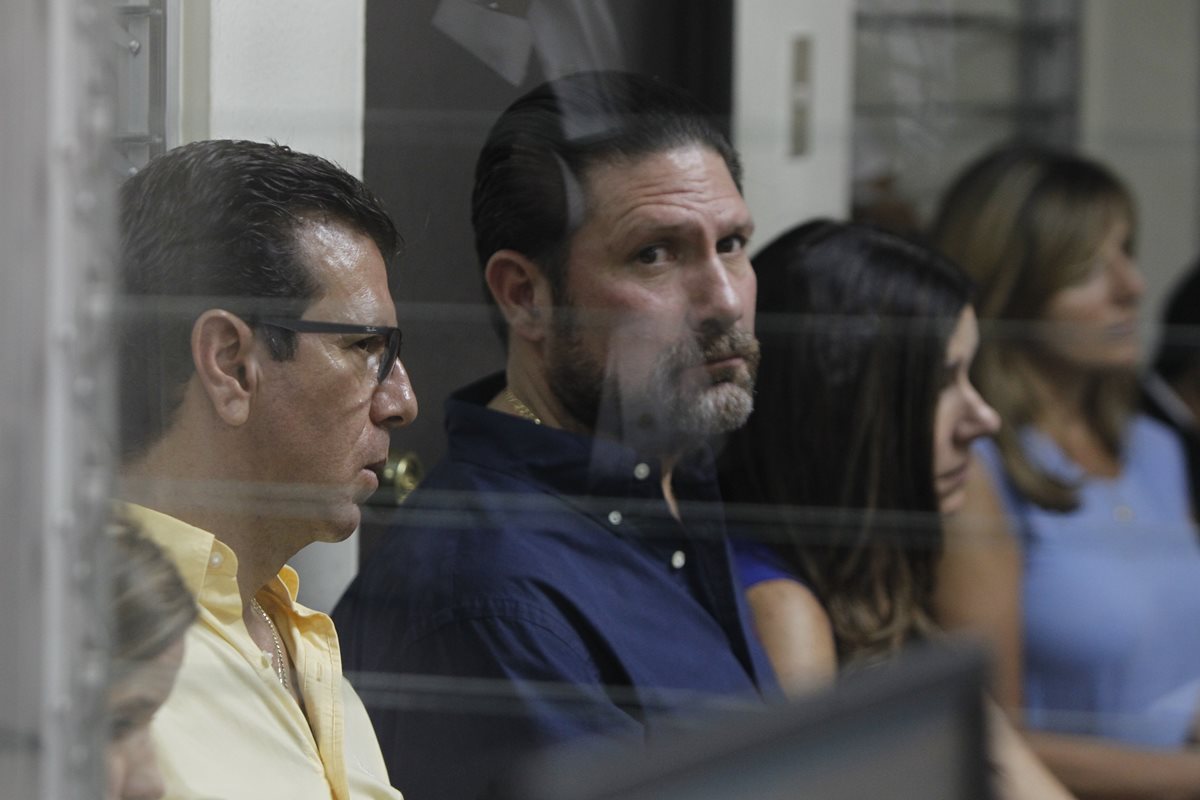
[689,255,749,329]
[372,358,419,428]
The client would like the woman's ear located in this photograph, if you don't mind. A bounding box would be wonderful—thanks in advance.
[190,310,258,427]
[484,249,554,343]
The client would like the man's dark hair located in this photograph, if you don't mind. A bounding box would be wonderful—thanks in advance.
[118,139,400,461]
[471,70,741,335]
[1154,261,1200,382]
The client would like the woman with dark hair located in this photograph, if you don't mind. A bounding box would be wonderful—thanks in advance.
[721,219,998,674]
[931,144,1200,797]
[720,220,1073,799]
[106,518,196,800]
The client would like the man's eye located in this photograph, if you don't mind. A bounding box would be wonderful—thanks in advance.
[354,335,386,353]
[717,234,747,255]
[635,245,669,265]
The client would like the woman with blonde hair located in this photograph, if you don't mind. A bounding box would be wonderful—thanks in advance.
[932,143,1200,798]
[106,518,196,800]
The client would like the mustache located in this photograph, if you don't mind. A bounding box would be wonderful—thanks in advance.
[655,327,761,384]
[698,327,761,367]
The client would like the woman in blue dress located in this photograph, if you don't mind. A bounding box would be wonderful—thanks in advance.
[932,144,1200,797]
[719,220,1071,799]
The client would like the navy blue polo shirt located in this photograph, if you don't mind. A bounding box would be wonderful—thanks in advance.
[333,373,777,800]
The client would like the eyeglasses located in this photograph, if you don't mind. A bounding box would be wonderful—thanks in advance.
[255,317,403,384]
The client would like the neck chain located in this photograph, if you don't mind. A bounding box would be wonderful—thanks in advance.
[251,598,290,691]
[503,388,542,425]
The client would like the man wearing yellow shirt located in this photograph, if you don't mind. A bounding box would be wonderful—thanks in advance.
[115,139,419,799]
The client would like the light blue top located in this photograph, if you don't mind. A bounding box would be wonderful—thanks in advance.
[975,415,1200,747]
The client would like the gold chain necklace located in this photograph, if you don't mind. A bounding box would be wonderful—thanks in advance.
[502,388,542,425]
[251,598,290,691]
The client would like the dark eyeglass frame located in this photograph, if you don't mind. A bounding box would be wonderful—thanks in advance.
[255,317,403,384]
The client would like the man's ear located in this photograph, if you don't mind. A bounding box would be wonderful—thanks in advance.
[484,249,554,343]
[191,310,258,427]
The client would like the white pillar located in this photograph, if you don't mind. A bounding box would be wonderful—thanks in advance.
[733,0,855,248]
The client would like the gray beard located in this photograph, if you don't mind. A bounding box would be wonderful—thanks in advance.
[545,304,760,455]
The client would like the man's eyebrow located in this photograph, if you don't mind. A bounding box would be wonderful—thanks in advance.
[616,215,756,242]
[617,218,693,239]
[727,217,756,237]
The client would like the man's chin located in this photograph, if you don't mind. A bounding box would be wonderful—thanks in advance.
[315,507,362,544]
[704,381,755,432]
[664,381,754,444]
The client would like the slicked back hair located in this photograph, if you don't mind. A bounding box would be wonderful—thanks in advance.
[118,139,400,461]
[471,70,741,340]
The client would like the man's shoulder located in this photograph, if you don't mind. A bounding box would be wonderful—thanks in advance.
[352,459,603,601]
[380,443,607,550]
[407,447,545,499]
[335,453,622,653]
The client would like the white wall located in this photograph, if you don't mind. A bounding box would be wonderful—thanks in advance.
[173,0,366,177]
[733,0,855,250]
[1080,0,1200,344]
[172,0,368,612]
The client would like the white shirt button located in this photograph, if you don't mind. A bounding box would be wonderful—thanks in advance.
[633,462,651,480]
[608,510,623,525]
[1114,505,1134,523]
[671,550,686,569]
[209,552,224,568]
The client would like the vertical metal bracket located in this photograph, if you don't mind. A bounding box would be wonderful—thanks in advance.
[113,0,167,173]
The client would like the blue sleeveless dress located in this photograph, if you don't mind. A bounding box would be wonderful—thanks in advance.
[975,415,1200,747]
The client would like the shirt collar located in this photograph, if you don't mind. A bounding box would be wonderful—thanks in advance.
[117,501,301,612]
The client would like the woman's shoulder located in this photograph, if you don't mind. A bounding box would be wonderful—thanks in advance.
[1123,412,1191,489]
[1128,412,1186,453]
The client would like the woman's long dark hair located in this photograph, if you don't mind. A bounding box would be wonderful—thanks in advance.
[719,220,973,665]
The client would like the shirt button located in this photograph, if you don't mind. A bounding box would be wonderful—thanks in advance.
[209,552,223,568]
[608,510,623,525]
[633,462,650,480]
[670,550,686,569]
[1114,505,1134,523]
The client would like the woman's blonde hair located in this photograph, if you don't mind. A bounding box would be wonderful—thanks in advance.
[108,516,196,678]
[931,143,1136,510]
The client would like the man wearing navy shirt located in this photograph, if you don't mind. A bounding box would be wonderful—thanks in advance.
[333,70,775,800]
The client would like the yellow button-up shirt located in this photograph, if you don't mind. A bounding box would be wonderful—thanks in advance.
[125,503,403,799]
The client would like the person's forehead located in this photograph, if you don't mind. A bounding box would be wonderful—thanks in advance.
[579,145,749,233]
[295,216,380,277]
[296,217,395,320]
